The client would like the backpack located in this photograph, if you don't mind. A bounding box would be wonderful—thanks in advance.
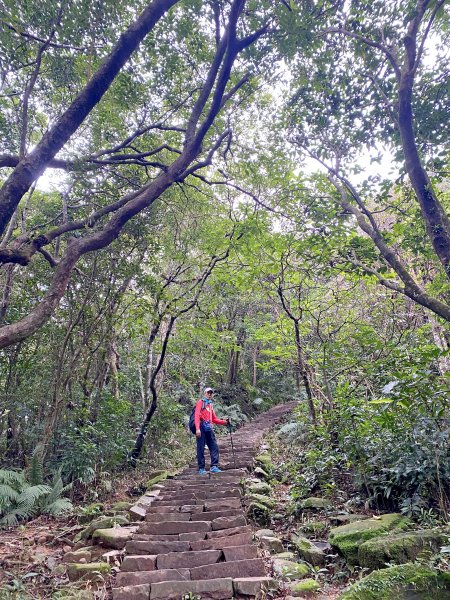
[189,400,206,434]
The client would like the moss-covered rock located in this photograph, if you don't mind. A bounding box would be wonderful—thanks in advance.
[110,501,132,512]
[255,453,273,472]
[358,529,446,570]
[301,497,332,510]
[76,515,130,541]
[249,481,272,495]
[291,534,326,566]
[254,466,270,480]
[92,526,137,549]
[62,550,92,564]
[274,551,296,560]
[66,562,112,582]
[300,520,327,537]
[291,578,321,596]
[145,470,169,488]
[255,528,276,539]
[260,535,284,554]
[78,503,105,523]
[272,559,310,580]
[338,563,450,599]
[329,513,411,565]
[330,514,370,526]
[248,501,271,526]
[249,493,275,509]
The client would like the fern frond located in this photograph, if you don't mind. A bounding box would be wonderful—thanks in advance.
[28,444,45,485]
[0,469,25,486]
[42,498,73,516]
[0,483,20,505]
[16,484,52,510]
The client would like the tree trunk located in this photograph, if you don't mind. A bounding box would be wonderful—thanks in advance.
[294,321,316,423]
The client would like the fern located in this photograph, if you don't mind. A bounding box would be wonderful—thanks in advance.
[28,444,45,485]
[0,469,25,486]
[0,484,19,506]
[42,498,73,516]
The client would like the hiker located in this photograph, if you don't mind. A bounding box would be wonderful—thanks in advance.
[194,387,230,475]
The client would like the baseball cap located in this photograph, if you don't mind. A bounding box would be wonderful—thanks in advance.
[204,387,213,393]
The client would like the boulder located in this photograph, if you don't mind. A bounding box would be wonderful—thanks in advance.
[329,513,411,565]
[358,528,446,570]
[92,526,137,549]
[110,501,132,512]
[62,550,92,563]
[290,578,321,596]
[77,515,130,541]
[260,536,284,554]
[233,576,277,596]
[300,497,332,510]
[273,551,296,560]
[255,528,276,539]
[254,466,270,480]
[338,563,450,599]
[272,559,309,581]
[254,453,273,472]
[248,501,270,526]
[67,562,112,582]
[248,481,272,495]
[291,534,326,566]
[249,493,275,508]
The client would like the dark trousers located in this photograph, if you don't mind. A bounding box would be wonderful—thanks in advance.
[197,426,219,470]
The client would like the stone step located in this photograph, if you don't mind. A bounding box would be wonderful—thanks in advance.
[190,531,253,551]
[223,544,258,561]
[112,584,150,600]
[133,534,179,542]
[207,525,252,539]
[156,549,222,569]
[145,512,190,522]
[149,577,233,600]
[190,509,243,522]
[190,558,266,580]
[211,515,247,531]
[233,576,277,597]
[204,498,242,510]
[138,521,211,535]
[115,566,190,588]
[121,555,156,572]
[125,540,190,555]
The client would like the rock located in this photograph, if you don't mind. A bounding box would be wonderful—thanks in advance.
[255,453,273,471]
[129,505,147,521]
[358,528,446,570]
[330,513,370,526]
[300,497,332,510]
[233,576,277,596]
[290,578,321,596]
[79,503,104,523]
[116,568,190,587]
[146,470,169,488]
[211,515,247,530]
[121,555,156,571]
[329,513,411,565]
[248,481,272,495]
[254,466,270,480]
[62,550,92,563]
[191,532,253,551]
[273,551,296,559]
[112,584,150,600]
[125,540,190,555]
[92,526,137,549]
[190,558,266,580]
[338,563,450,599]
[255,528,276,539]
[249,493,275,508]
[222,545,258,561]
[248,501,271,526]
[299,520,327,537]
[272,559,310,580]
[260,536,284,554]
[67,562,112,582]
[157,549,222,569]
[291,534,326,566]
[79,515,130,540]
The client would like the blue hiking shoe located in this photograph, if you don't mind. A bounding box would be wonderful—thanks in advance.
[198,468,208,475]
[210,466,222,473]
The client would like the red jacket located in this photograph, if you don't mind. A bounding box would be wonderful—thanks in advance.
[194,399,227,432]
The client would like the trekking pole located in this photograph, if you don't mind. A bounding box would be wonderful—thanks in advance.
[227,421,237,469]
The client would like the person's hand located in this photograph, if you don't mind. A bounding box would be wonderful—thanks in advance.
[196,429,201,438]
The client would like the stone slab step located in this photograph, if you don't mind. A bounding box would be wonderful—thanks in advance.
[121,555,156,572]
[190,509,243,522]
[156,549,222,569]
[138,521,211,535]
[223,544,258,561]
[190,558,266,580]
[145,512,190,522]
[204,498,241,510]
[233,576,277,597]
[112,584,150,600]
[133,533,179,541]
[212,515,247,530]
[191,532,253,551]
[125,540,190,555]
[179,531,206,541]
[207,525,252,539]
[115,567,190,587]
[149,577,233,600]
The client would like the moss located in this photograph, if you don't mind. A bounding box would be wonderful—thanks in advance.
[255,453,273,472]
[146,470,169,488]
[110,501,132,512]
[78,515,129,541]
[291,578,320,595]
[66,562,112,582]
[329,513,411,565]
[338,563,450,600]
[300,520,327,536]
[291,534,325,566]
[272,558,310,580]
[249,493,275,509]
[254,466,270,480]
[249,481,272,495]
[301,497,332,510]
[358,529,446,570]
[248,501,271,526]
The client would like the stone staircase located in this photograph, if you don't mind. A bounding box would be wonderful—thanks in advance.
[112,401,296,600]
